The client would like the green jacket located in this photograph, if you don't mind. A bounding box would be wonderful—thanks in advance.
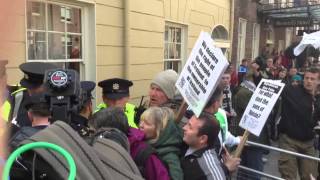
[95,103,137,128]
[152,119,184,180]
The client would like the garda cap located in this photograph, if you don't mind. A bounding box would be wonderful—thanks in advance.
[19,62,57,89]
[98,78,133,100]
[80,81,96,102]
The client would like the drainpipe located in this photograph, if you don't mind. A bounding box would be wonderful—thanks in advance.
[124,0,130,79]
[229,0,235,64]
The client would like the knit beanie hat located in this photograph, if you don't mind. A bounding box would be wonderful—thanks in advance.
[151,70,178,99]
[292,74,302,81]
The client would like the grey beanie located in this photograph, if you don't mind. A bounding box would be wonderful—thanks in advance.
[151,70,178,99]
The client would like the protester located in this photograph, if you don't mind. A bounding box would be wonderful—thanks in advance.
[274,56,285,78]
[221,71,237,123]
[139,107,183,180]
[181,112,240,180]
[135,69,179,125]
[238,58,249,84]
[148,70,179,108]
[229,63,239,89]
[291,74,302,86]
[234,66,269,180]
[265,58,276,79]
[278,67,320,180]
[92,107,170,180]
[278,67,288,83]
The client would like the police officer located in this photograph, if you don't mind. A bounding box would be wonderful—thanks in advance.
[70,81,95,137]
[95,78,137,128]
[11,62,56,128]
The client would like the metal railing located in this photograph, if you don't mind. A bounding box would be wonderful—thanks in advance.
[232,140,320,180]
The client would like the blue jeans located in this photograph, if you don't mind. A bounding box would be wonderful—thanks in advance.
[237,146,264,180]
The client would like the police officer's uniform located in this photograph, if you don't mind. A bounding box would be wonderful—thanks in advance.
[95,78,137,128]
[70,81,95,137]
[11,62,56,127]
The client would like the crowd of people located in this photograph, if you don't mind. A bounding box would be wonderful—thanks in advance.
[0,50,319,180]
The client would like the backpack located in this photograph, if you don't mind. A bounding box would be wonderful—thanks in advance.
[12,121,143,180]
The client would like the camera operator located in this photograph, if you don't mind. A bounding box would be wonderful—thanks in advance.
[70,81,95,137]
[9,93,50,151]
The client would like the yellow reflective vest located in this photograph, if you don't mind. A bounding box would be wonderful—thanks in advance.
[95,103,137,128]
[1,100,11,122]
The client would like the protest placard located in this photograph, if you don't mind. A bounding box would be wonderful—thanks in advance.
[175,31,229,117]
[239,79,285,136]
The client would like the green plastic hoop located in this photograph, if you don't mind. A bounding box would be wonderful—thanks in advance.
[3,141,76,180]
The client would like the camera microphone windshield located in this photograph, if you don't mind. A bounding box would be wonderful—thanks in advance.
[44,69,80,124]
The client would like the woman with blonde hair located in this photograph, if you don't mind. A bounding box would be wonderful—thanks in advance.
[139,107,183,180]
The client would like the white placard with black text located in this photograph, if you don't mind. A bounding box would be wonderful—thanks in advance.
[239,79,285,136]
[176,31,229,117]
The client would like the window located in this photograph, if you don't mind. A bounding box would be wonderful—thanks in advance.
[252,23,260,59]
[285,28,293,48]
[266,26,274,44]
[27,1,83,72]
[211,25,229,55]
[164,23,186,73]
[237,18,247,66]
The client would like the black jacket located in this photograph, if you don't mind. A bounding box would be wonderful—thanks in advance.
[9,125,47,151]
[181,147,226,180]
[70,113,92,137]
[279,84,316,141]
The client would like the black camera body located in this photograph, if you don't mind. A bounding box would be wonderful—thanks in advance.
[44,69,81,124]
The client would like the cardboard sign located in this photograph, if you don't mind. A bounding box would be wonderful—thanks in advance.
[239,79,285,136]
[176,31,229,117]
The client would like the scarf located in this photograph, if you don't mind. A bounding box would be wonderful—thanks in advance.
[240,80,256,93]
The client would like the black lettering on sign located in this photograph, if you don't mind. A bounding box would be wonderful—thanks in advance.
[193,62,205,80]
[204,79,208,85]
[206,48,218,64]
[255,97,263,102]
[199,48,204,57]
[210,65,215,70]
[202,41,207,49]
[187,65,192,73]
[262,99,269,105]
[199,62,211,77]
[203,55,211,66]
[196,55,201,64]
[249,110,261,118]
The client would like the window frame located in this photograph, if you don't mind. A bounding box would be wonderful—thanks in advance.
[163,22,187,73]
[26,0,84,63]
[237,18,247,67]
[252,23,260,59]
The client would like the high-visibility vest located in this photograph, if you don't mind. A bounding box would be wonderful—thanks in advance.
[1,100,11,122]
[10,87,27,122]
[95,103,137,128]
